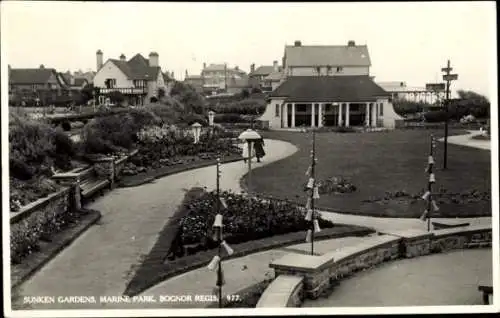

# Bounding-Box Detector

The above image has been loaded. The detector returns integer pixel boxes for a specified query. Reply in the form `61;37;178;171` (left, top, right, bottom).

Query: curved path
12;131;491;310
12;139;298;310
303;248;492;307
438;130;491;150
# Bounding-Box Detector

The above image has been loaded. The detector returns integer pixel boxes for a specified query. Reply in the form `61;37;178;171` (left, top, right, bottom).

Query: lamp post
238;129;262;194
441;60;458;170
191;122;202;144
208;110;216;127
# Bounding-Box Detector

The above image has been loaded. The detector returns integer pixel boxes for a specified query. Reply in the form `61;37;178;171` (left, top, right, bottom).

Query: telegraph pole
441;60;458;170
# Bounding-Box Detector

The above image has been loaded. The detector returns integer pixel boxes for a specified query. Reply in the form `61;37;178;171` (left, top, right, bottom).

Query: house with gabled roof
249;61;282;92
200;63;249;95
8;64;70;106
261;40;403;129
93;50;173;105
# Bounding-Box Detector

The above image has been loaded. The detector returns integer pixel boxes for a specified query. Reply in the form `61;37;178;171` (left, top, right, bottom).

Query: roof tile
270;76;389;102
285;45;371;67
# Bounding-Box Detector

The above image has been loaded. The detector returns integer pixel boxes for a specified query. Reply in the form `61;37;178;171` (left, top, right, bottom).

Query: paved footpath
438;130;491;150
12;133;492;310
12;139;298;309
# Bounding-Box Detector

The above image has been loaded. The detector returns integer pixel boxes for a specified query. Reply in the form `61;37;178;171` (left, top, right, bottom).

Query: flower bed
10;187;78;264
124;124;241;175
168;190;335;259
124;187;372;297
304;176;357;195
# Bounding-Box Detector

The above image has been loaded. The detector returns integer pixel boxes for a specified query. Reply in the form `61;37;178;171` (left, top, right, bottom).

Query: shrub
144;103;181;124
81;109;161;154
211;98;267;115
177;190;334;247
424;110;448;123
61;120;71;131
107;90;125;104
9;115;76;178
214;113;250;123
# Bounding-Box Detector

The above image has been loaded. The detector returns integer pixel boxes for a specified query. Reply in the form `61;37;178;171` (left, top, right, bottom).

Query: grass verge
246;129;491;218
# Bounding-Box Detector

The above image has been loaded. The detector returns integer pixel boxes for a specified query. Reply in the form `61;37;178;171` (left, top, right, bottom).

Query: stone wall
10;187;73;261
259;225;492;307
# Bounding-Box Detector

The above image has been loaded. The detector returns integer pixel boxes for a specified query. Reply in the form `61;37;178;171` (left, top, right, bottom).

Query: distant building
376;81;444;104
200;63;249;95
8;64;70;106
93;50;173;105
248;61;281;92
261;40;403;129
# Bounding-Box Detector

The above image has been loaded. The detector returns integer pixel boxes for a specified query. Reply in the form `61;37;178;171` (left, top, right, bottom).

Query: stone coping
432;224;491;237
321;235;401;263
52;166;93;179
10;187;71;224
270;253;335;273
379;228;433;240
258;224;492;307
256;275;303;308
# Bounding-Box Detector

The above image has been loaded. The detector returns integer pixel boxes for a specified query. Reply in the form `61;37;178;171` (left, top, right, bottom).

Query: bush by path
246;129;491;218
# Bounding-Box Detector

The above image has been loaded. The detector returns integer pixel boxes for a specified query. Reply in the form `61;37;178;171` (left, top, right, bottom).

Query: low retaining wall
257;225;492;307
256;275;303;307
10;150;137;263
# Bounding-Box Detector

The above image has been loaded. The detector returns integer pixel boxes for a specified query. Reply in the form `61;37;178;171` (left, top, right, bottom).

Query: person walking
254;137;266;163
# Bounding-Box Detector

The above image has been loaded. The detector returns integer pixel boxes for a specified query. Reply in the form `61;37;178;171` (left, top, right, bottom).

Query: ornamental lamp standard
208;110;216;127
238;129;262;194
191;122;202;144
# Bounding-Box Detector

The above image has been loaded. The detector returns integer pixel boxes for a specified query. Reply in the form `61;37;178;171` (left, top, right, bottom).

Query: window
379;103;384;116
134;80;145;88
275;104;280;117
336;66;343;72
105;78;116;89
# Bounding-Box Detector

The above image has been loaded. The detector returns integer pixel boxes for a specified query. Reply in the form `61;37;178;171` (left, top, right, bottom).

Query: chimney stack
185;70;188;78
149;52;159;67
39;64;45;69
96;49;103;71
120;54;126;61
347;40;355;47
250;63;255;73
203;62;206;69
273;60;278;71
294;40;302;47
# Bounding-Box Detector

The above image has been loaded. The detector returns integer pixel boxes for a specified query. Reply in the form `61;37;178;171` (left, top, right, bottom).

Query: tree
455;90;490;119
107;90;125;105
81;84;96;104
158;88;166;100
170;81;206;114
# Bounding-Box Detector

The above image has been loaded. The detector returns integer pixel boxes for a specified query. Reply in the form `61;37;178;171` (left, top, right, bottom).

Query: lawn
247;129;491;218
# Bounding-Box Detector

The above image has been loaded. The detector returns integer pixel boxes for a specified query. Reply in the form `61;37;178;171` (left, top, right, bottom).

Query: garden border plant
123;187;374;297
119;154;244;188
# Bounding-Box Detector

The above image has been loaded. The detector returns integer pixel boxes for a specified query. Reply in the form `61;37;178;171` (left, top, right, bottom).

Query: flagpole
311;129;316;255
427;136;434;232
216;158;222;308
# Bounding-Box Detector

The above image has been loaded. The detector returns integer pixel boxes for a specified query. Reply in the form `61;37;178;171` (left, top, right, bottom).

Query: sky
1;1;496;98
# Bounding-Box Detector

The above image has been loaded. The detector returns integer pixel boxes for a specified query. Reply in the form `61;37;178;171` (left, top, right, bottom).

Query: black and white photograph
1;1;498;316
